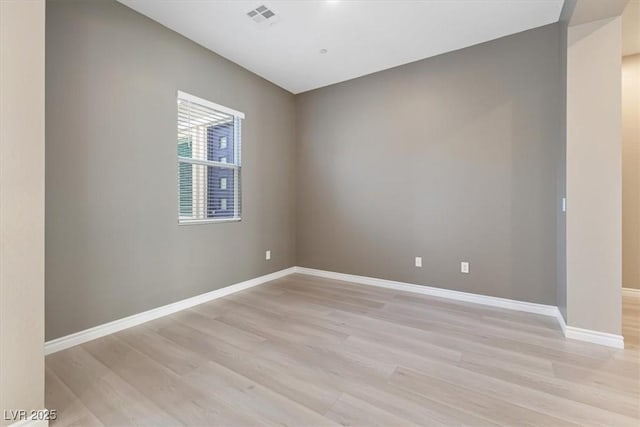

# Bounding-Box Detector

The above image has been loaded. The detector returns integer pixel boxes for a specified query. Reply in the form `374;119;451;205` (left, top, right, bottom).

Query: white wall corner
554;307;567;335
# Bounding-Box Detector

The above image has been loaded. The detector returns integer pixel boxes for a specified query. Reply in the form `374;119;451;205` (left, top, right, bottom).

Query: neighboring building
207;122;235;218
178;138;193;217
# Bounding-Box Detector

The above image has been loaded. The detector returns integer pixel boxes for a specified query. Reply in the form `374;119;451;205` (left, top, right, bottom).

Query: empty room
1;0;639;425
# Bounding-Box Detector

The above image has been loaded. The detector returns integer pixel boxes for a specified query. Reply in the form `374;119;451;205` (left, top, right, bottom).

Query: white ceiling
118;0;564;94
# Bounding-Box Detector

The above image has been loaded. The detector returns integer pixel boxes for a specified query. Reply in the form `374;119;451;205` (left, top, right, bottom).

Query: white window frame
177;90;244;225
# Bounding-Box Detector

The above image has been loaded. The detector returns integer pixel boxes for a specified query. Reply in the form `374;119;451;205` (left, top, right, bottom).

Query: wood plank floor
46;274;640;426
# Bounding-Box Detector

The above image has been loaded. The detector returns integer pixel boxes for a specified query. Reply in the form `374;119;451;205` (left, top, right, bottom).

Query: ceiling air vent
247;5;277;23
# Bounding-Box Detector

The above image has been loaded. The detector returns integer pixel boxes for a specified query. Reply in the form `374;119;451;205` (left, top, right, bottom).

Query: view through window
177;91;243;223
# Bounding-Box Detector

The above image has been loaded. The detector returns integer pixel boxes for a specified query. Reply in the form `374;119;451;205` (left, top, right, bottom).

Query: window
177;91;243;223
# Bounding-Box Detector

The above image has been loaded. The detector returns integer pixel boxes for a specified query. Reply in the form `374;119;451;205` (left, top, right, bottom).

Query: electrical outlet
415;257;422;268
265;250;271;260
461;261;470;274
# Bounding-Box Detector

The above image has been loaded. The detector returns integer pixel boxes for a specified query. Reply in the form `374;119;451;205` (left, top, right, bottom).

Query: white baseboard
622;287;640;298
44;267;297;355
554;307;567;335
564;326;624;349
44;265;626;353
294;267;625;349
293;267;559;317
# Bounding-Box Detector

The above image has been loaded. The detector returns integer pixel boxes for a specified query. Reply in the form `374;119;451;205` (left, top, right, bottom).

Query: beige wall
623;54;640;289
0;0;46;425
566;17;622;334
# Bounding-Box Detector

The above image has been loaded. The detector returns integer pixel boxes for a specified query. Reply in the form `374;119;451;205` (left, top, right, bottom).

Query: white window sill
178;218;241;225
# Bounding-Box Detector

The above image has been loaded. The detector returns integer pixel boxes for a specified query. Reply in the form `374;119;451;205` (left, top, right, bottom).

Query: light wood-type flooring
46;274;640;426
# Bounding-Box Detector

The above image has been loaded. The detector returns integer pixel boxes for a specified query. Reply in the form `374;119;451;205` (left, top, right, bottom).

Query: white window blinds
177;91;244;224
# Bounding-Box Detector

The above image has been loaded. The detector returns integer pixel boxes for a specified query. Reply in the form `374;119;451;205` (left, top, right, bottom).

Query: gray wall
47;0;568;340
46;0;296;340
556;0;574;321
296;23;564;305
622;54;640;290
